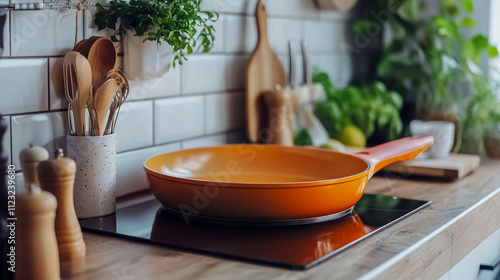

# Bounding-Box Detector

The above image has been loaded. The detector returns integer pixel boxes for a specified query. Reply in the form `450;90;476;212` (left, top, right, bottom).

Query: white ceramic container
410;120;455;159
66;134;116;218
123;31;173;80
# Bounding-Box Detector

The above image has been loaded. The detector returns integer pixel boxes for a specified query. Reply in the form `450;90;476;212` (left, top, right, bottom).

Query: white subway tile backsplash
224;15;256;53
226;55;248;91
11;112;68;168
0;58;48;114
210;14;225;53
115;100;153;153
181;55;228;94
116;142;181;197
49;57;66;110
205;92;245;134
154;96;204;144
201;0;258;14
318;9;353;20
182;134;226;149
11;10;83;56
1;11;9;57
128;66;181;100
1;116;10;165
304;20;346;52
263;0;319;18
268;18;302;54
311;53;352;87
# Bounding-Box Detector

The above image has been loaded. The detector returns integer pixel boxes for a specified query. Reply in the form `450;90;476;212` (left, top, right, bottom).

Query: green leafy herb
294;128;313;146
313;72;403;142
94;0;218;66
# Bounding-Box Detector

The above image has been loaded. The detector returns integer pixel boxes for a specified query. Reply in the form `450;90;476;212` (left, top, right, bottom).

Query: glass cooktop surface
79;194;430;270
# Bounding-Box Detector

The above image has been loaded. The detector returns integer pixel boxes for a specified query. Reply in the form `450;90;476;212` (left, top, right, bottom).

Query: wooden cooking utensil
63;51;92;136
91;79;117;136
246;0;287;143
74;36;117;93
88;37;117;93
73;38;88;52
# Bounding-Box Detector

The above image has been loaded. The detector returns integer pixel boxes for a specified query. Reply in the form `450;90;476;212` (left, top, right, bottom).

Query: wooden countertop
69;160;500;280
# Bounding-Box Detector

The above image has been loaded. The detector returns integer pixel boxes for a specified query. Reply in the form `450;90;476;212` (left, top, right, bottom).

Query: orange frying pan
144;136;433;223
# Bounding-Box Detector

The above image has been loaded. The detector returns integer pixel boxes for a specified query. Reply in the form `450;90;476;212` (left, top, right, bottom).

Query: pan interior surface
145;145;369;184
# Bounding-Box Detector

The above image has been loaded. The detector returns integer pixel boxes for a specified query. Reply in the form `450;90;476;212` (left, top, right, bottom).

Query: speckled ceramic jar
66;134;116;219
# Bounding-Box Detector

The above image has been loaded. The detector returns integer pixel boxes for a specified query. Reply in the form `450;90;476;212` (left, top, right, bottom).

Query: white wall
0;0;353;196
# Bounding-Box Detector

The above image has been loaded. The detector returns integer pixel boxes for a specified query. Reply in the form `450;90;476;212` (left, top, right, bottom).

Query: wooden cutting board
382;154;481;180
246;0;287;143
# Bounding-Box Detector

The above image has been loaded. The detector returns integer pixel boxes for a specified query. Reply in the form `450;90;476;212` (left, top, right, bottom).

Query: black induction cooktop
79;194;430;270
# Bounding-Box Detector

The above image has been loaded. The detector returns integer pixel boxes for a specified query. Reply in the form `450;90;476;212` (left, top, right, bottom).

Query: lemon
320;139;347;152
339;125;366;148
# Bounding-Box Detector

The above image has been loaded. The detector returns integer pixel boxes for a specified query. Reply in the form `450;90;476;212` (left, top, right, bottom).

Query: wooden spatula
91;79;117;136
246;0;287;143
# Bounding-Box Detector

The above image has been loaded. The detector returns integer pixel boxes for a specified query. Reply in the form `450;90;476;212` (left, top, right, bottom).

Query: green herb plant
354;0;499;154
313;72;404;142
94;0;218;66
376;0;498;114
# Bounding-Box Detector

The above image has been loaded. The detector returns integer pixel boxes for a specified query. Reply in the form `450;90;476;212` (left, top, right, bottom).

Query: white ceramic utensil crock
67;134;116;218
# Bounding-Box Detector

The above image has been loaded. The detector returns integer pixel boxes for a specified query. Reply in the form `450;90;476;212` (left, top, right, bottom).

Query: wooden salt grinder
263;85;294;146
19;144;49;190
38;149;86;276
16;186;60;280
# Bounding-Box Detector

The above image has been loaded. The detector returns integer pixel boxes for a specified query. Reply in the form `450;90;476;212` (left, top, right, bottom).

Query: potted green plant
354;0;499;154
94;0;218;79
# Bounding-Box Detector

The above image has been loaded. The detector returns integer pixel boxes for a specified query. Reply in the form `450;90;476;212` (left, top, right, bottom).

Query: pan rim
143;144;371;188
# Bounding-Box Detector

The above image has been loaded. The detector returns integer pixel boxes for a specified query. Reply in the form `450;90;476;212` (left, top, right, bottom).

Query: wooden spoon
246;0;287;143
88;37;117;93
74;36;117;94
63;51;92;136
92;79;117;136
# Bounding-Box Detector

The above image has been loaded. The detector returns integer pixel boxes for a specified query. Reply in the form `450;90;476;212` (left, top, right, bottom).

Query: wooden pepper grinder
263;85;294;146
19;144;49;191
16;186;60;280
38;149;86;277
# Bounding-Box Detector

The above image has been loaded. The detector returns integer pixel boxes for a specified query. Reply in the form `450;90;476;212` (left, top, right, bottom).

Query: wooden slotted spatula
91;79;117;136
246;0;287;143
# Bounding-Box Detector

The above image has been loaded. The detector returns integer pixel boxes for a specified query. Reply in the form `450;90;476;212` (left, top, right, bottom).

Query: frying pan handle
355;135;434;178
